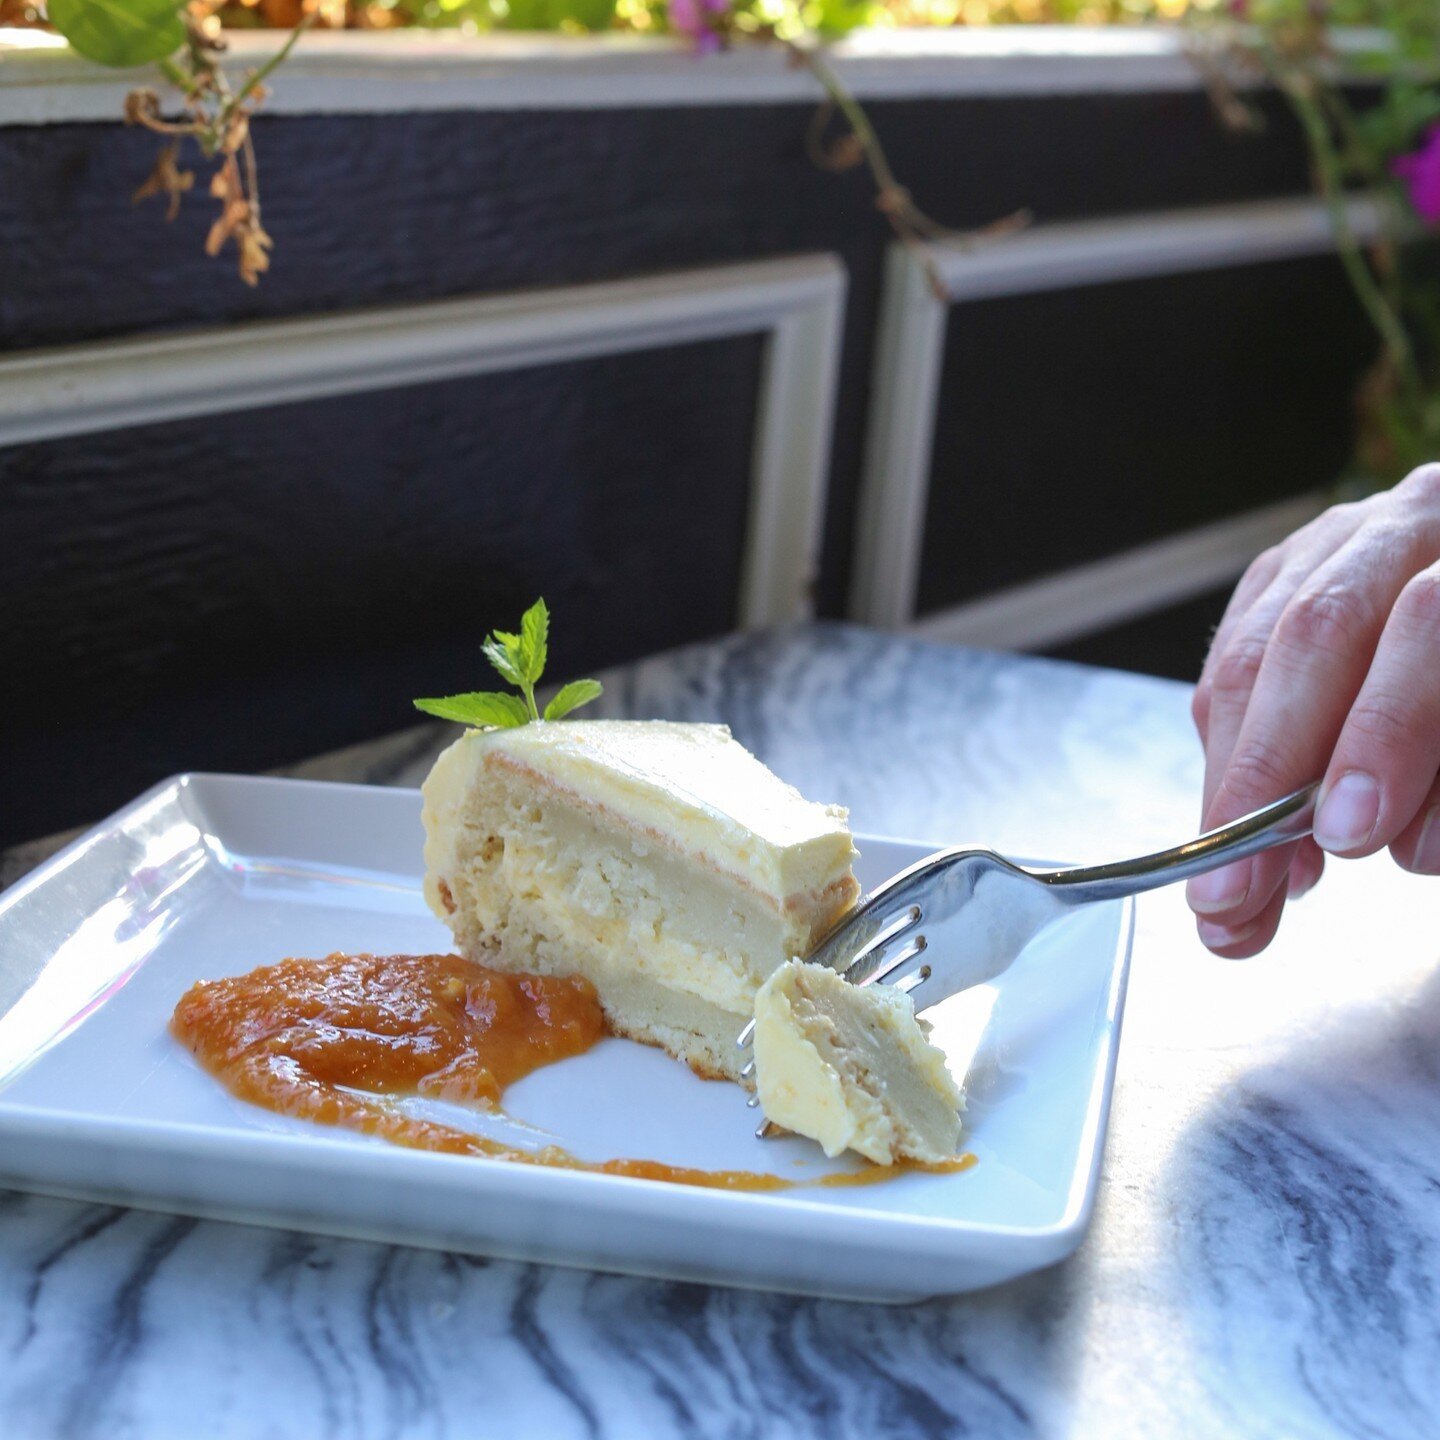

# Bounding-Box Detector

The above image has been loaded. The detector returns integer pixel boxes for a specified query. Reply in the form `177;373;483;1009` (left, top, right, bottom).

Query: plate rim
0;770;1135;1259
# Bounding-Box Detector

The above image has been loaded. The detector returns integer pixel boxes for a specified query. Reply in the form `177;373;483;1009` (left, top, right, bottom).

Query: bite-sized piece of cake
422;721;859;1082
752;960;964;1165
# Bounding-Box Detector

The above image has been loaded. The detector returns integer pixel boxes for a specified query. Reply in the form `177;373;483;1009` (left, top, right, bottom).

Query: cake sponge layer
752;961;964;1165
421;721;860;1082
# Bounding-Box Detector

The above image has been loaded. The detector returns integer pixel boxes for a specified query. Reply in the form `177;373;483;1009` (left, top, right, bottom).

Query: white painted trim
0;253;846;628
850;195;1383;631
906;195;1382;305
908;491;1328;652
849;241;952;636
0;26;1248;126
743;288;845;625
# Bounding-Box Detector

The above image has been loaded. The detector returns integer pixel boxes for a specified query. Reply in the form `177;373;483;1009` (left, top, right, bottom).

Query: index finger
1194;506;1363;819
1191;526;1422;928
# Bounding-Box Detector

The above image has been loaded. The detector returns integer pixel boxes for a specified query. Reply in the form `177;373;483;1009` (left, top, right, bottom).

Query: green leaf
482;636;525;688
414;692;530;729
804;0;875;40
497;0;617;32
48;0;187;68
544;678;603;721
420;598;592;730
520;597;549;684
491;628;526;672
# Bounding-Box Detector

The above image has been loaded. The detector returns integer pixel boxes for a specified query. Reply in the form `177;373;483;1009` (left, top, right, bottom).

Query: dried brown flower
221;110;251;155
237;223;274;285
123;89;165;129
204;154;272;284
132;143;196;221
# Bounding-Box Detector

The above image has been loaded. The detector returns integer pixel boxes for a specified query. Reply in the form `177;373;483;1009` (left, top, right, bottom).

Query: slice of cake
421;720;860;1082
752;960;964;1165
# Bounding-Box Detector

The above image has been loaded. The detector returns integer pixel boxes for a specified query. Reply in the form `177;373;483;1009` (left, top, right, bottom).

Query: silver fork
737;782;1318;1118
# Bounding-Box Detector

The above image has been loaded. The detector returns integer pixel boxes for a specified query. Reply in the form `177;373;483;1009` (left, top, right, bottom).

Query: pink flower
670;0;729;54
1392;124;1440;226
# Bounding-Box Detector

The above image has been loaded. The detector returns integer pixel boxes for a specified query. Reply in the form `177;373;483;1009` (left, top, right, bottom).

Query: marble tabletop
2;623;1437;1439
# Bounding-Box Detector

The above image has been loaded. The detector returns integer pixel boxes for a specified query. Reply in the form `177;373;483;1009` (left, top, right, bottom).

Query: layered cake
421;721;860;1082
752;959;964;1164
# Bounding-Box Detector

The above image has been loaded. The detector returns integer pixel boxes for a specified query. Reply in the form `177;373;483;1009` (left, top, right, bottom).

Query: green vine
1195;2;1440;485
28;0;1015;289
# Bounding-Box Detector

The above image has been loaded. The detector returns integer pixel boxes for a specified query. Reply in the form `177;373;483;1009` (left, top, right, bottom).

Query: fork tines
735;901;929;1058
735;897;932;1120
737;896;932;1129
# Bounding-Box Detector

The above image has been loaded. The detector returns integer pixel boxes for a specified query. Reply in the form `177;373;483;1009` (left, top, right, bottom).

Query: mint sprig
544;679;604;720
413;598;602;731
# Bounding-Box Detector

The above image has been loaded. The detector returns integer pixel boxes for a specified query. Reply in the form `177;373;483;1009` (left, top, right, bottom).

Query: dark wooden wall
916;254;1373;613
0;87;1382;843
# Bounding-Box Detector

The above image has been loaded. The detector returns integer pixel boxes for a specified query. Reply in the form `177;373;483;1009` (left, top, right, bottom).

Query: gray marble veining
2;623;1437;1439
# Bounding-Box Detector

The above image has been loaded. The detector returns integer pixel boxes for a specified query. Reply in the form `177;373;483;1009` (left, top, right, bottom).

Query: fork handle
1029;783;1319;904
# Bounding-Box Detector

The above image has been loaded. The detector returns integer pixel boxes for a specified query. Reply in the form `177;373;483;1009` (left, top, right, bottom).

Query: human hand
1188;463;1440;956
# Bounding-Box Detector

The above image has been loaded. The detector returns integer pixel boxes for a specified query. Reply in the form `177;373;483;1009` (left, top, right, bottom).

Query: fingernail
1314;772;1380;853
1288;866;1319;900
1187;861;1251;914
1414;807;1440;874
1198;915;1262;952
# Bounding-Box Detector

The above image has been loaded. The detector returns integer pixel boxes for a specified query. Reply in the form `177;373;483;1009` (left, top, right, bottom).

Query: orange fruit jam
171;952;973;1191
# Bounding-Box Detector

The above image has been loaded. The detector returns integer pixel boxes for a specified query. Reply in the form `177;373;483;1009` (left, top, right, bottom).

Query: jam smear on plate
171;952;972;1190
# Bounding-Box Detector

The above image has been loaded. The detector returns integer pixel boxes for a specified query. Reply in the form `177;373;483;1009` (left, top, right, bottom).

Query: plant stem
159;56;191;93
231;12;317;113
787;39;949;297
1282;71;1423;406
792;41;903;208
1315;81;1411;319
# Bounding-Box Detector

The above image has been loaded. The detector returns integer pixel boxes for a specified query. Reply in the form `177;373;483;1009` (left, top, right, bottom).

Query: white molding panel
909;491;1328;652
850;195;1382;633
0;27;1241;127
0;254;846;628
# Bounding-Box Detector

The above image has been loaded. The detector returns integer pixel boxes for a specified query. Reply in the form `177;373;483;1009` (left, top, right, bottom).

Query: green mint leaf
493;627;531;686
482;636;525;688
421;598;588;730
48;0;186;68
520;598;549;685
414;692;530;729
544;679;603;721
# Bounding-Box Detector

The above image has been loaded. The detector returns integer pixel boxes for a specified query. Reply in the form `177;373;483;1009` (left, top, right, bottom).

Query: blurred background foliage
1;0;1223;40
210;0;1211;38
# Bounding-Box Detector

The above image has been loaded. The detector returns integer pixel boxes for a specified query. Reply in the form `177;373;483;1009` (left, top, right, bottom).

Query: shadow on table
1162;961;1440;1440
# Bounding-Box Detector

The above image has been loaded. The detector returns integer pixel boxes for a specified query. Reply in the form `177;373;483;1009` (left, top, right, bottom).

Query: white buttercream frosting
424;720;857;899
753;960;964;1165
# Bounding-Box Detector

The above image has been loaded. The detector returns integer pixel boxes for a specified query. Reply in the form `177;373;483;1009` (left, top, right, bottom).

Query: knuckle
1355;514;1403;549
1244;544;1285;585
1305;499;1360;538
1342;698;1414;759
1220;745;1295;807
1395;566;1440;630
1191;682;1211;730
1274;584;1373;661
1209;633;1269;700
1399;462;1440;509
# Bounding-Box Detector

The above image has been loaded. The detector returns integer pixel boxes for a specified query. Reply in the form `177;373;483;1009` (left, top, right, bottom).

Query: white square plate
0;774;1132;1302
